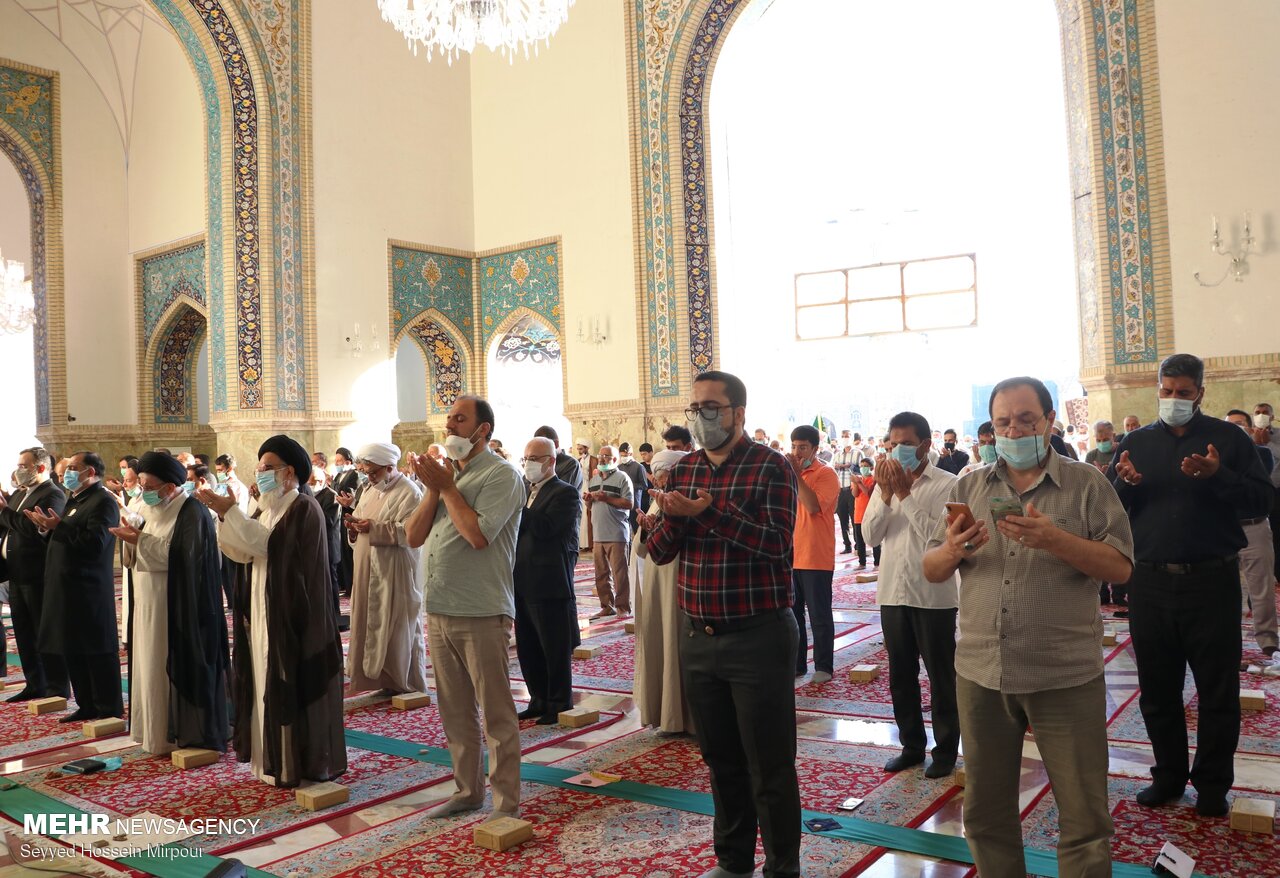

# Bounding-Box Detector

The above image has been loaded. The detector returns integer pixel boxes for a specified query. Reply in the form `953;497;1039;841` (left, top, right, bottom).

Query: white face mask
1158;397;1196;428
444;427;481;461
1255;412;1273;429
523;460;549;483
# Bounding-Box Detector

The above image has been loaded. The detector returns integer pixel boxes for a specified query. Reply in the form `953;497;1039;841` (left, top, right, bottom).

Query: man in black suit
309;453;344;625
25;451;122;721
513;436;582;724
534;426;582;491
332;447;360;596
0;447;68;700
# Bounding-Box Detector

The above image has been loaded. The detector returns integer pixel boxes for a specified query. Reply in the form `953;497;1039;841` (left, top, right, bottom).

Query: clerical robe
129;493;229;753
219;489;345;786
347;473;426;694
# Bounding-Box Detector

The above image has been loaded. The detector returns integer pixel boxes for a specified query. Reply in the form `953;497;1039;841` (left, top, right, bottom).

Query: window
794;253;977;340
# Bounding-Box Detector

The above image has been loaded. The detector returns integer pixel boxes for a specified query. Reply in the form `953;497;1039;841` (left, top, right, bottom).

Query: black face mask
944;442;956;451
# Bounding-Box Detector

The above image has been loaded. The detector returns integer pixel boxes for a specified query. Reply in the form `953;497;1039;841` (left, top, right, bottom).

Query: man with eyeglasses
512;436;581;723
200;435;346;787
645;370;801;878
1110;354;1272;818
24;451;123;723
0;447;67;702
923;376;1134;877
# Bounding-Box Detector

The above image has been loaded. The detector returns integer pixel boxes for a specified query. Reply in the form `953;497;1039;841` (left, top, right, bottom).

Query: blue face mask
978;444;998;464
995;433;1046;470
891;443;920;469
1158;397;1196;427
1097;440;1114;454
62;469;81;491
142;489;164;507
256;470;279;495
182;482;195;495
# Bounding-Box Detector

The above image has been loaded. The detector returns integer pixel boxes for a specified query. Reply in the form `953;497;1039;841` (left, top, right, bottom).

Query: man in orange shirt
788;425;841;683
852;456;881;569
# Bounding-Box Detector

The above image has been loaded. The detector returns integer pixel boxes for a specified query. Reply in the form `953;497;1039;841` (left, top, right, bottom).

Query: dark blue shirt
1107;410;1273;562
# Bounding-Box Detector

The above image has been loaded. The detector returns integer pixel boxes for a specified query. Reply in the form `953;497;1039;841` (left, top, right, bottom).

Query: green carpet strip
344;728;1204;878
0;783;274;878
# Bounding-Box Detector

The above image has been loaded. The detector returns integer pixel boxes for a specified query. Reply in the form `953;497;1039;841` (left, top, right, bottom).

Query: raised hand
1113;451;1142;486
995;501;1059;551
108;522;140;545
1181;443;1220;480
196;487;236;516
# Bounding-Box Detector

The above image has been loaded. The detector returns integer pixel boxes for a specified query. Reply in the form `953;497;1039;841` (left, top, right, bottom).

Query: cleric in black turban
257;434;312;485
134;451;187;487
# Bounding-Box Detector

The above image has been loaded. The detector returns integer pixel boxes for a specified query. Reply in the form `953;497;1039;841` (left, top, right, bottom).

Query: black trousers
220;555;244;612
835;488;854;550
880;605;960;761
1128;562;1241;797
514;591;576;715
792;569;834;674
338;537;354;595
10;581;68;697
853;522;881;567
681;609;801;878
64;652;123;718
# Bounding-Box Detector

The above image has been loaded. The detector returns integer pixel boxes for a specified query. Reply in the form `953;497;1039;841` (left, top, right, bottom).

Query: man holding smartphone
923;376;1134;878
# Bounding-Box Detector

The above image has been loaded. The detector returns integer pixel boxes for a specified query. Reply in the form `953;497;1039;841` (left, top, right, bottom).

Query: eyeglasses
991;416;1045;437
520;455;552;464
255;463;288;473
685;403;735;422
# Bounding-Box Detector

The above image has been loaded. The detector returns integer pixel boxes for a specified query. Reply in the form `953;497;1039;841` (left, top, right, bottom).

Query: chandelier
0;247;35;336
377;0;574;63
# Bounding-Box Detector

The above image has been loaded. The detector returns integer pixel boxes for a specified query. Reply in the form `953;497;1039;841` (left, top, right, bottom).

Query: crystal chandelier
0;247;35;336
377;0;574;63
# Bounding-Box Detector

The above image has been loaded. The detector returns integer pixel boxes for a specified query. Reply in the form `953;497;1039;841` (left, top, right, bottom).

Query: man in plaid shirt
645;370;801;878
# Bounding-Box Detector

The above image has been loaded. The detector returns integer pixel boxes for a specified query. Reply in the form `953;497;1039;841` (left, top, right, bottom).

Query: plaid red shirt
646;434;797;622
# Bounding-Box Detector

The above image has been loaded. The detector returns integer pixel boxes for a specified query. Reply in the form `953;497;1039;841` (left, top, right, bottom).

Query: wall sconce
577;316;609;346
345;323;382;358
1194;211;1256;287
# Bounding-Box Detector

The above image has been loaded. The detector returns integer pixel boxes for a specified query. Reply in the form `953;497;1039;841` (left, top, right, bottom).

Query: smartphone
944;502;975;529
837;797;864;811
989;496;1024;522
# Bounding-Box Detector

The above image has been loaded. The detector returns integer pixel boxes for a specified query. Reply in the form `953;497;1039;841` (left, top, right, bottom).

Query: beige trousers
957;674;1112;878
426;613;521;814
593;541;631;613
1241;520;1278;651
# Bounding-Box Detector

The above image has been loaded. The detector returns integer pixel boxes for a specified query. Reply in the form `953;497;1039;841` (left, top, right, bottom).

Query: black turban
258;434;311;485
135;451;187;486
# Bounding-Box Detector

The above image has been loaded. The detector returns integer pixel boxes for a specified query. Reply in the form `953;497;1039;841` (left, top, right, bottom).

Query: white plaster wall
312;0;476;422
470;0;636;405
1156;0;1280;358
128;14;204;253
0;3;132;425
0;157;29;265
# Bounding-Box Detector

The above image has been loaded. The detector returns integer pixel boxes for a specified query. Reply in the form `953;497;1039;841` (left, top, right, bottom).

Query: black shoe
5;689;39;703
924;758;956;779
1135;783;1184;807
517;706;545;721
1195;793;1229;817
884;751;926;773
58;709;96;724
535;714;559;725
841;547;852;554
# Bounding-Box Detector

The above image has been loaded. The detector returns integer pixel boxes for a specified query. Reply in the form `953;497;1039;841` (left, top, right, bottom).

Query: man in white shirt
863;411;960;778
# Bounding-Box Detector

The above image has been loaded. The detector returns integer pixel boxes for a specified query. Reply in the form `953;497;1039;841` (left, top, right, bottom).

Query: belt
686;607;790;636
1241;516;1269;526
1137;555;1238;575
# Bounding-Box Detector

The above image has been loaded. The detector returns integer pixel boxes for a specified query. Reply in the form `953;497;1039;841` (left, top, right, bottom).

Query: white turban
358;442;401;467
650;449;687;473
575;437;590;449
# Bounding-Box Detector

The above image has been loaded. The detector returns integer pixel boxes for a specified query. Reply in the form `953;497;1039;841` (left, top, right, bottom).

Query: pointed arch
393;310;472;416
0;62;60;428
144;300;209;425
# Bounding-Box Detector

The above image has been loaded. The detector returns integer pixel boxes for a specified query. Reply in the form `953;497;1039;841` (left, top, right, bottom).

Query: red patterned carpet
1020;773;1280;878
0;694;129;763
794;636;920;720
1106;646;1280;758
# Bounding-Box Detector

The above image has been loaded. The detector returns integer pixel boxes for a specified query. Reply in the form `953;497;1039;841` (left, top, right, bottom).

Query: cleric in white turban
345;441;427;694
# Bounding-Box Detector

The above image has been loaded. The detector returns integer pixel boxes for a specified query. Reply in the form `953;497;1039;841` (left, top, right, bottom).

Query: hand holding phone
945;502;975;530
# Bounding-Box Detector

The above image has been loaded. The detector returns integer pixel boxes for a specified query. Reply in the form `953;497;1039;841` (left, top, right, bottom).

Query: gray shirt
422;449;525;618
588;469;633;543
927;450;1134;694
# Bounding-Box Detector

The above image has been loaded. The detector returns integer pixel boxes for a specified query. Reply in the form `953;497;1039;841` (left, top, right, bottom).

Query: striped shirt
647;434;796;622
927;450;1134;694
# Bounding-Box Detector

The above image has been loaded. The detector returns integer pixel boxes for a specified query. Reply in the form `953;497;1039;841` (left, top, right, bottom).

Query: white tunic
347;474;426;693
217;488;299;784
130;492;186;754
